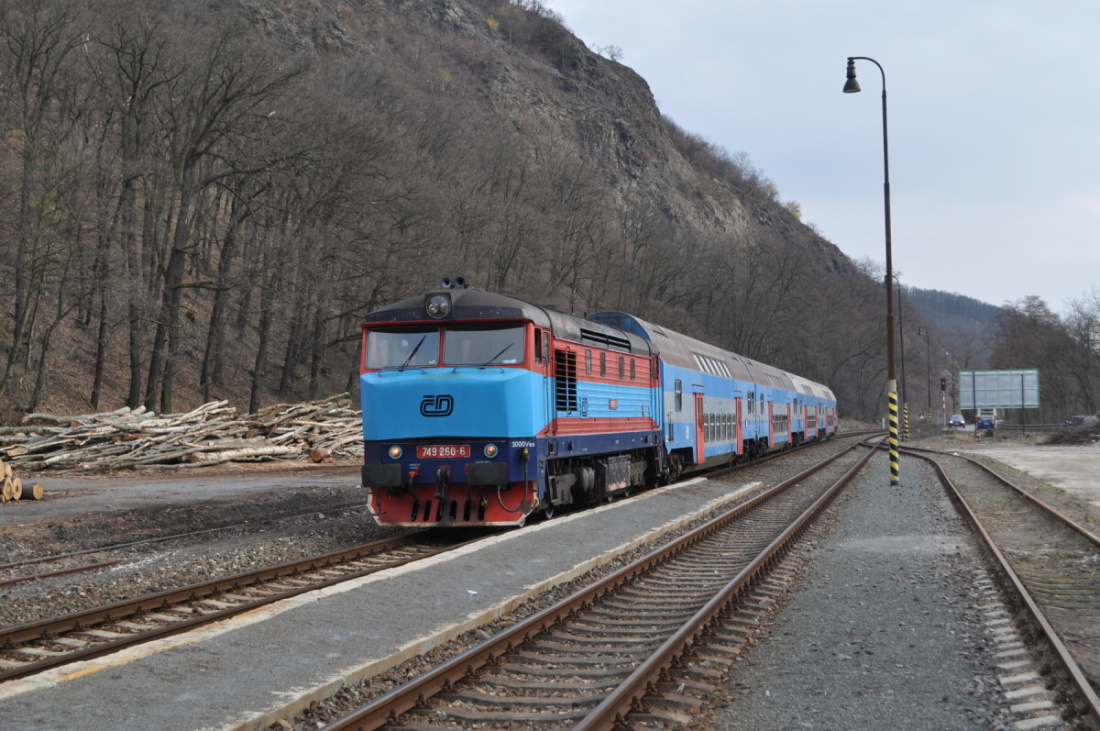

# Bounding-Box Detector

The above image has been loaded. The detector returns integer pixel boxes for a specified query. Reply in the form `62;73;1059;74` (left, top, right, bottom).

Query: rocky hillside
0;0;886;423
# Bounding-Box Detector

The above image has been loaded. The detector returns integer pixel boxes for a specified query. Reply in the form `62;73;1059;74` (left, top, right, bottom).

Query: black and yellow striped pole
845;56;899;486
888;380;899;481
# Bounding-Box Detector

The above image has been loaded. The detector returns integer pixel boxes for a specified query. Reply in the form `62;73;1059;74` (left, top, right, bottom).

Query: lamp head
843;58;861;93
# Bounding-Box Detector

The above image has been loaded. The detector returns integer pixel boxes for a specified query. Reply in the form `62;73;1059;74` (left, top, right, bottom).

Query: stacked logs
0;395;364;474
1;457;44;503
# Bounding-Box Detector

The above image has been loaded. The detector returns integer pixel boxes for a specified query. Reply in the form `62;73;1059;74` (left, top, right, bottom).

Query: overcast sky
544;0;1099;315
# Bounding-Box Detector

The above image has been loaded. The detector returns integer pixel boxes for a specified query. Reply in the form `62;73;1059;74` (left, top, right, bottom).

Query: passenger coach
589;312;838;478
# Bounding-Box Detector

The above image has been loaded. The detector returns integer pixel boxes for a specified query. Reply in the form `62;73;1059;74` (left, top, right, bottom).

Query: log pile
1;458;44;503
0;395;364;474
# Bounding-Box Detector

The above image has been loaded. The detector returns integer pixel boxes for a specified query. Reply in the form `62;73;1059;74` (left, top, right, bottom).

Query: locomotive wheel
542;502;555;519
667;454;683;482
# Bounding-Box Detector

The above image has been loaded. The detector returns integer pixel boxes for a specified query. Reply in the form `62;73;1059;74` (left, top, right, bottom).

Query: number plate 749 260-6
416;445;470;459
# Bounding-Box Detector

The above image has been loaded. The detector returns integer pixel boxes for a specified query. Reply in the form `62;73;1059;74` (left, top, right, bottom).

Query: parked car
975;416;995;430
948;414;965;427
1064;414;1099;427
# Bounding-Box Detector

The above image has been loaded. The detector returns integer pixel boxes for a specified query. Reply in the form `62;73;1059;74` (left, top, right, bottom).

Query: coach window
585;349;592;375
675;379;683;411
534;328;543;363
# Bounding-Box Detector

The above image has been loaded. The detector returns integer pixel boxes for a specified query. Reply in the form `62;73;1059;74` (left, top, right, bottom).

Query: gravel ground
712;453;1044;730
0;484;407;628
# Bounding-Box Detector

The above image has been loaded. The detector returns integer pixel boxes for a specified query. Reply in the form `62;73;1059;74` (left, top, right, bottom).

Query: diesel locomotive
359;280;837;527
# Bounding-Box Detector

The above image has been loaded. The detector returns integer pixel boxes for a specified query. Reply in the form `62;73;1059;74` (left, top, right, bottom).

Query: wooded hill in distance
3;0;1092;425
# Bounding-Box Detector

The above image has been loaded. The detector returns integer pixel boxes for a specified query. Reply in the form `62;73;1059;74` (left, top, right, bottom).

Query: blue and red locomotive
359;280;837;527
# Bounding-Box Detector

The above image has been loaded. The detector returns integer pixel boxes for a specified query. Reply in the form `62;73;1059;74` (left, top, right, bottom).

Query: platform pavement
0;477;760;731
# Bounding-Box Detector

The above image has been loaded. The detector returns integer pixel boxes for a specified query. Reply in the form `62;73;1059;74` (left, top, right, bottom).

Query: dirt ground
0;458;362;527
907;426;1100;532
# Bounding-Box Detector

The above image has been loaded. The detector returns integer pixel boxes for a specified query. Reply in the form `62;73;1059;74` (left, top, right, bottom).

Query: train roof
362;288;653;356
362;287;554;327
589;311;835;401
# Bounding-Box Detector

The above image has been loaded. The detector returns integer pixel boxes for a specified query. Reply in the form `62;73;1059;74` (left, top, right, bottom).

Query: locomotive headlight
388;445;403;459
484;443;499;458
425;294;451;319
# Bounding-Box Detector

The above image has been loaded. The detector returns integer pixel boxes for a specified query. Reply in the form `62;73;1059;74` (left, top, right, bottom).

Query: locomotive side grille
555;349;577;413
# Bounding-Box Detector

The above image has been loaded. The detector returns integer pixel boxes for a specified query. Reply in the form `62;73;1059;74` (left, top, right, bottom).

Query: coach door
536;328;555;434
736;398;744;455
694;393;706;464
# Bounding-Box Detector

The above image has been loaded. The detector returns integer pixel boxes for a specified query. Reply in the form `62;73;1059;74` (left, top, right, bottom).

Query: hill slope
0;0;935;422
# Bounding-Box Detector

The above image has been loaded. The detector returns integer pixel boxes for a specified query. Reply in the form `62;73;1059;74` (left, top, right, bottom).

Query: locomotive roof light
439;277;469;290
426;294;451;319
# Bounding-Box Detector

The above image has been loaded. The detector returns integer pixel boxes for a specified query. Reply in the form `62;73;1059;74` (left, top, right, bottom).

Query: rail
903;446;1100;728
318;439;880;730
0;532;479;683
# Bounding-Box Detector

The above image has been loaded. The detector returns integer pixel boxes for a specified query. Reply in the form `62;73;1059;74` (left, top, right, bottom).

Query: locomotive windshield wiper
480;343;513;366
400;336;427;368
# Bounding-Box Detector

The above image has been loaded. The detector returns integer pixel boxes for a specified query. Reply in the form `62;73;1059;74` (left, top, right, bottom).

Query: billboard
958;369;1040;409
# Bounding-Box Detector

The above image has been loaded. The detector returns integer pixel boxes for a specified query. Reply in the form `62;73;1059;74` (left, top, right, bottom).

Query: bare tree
144;20;304;412
0;1;83;400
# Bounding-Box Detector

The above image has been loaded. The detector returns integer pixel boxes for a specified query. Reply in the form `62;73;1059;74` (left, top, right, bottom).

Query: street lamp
844;56;899;485
917;326;931;420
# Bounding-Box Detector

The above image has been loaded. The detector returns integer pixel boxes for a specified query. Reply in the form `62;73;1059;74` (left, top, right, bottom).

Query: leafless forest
0;0;1095;425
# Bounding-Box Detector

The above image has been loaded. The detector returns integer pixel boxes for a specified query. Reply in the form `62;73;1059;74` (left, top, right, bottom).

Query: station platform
0;477;755;730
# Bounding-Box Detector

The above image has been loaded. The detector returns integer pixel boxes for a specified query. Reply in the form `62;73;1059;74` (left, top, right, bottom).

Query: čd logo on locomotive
420;394;454;417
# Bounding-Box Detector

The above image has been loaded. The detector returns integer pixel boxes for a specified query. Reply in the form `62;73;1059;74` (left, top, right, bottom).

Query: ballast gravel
712;455;1032;730
0;484;400;628
2;435;1081;730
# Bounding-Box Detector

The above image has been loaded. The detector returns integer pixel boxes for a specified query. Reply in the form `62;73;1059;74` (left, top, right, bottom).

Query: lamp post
844;56;899;485
917;326;931;420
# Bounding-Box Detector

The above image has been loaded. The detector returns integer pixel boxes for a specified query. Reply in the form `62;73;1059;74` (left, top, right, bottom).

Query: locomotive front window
443;325;525;365
366;327;440;369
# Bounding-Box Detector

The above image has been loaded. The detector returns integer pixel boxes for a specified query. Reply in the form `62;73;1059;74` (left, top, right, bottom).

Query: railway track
0;531;482;683
0;431;871;688
903;445;1100;725
315;439;880;730
0;500;370;575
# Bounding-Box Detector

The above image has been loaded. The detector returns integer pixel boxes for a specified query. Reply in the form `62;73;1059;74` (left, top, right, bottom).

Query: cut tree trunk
20;482;44;500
